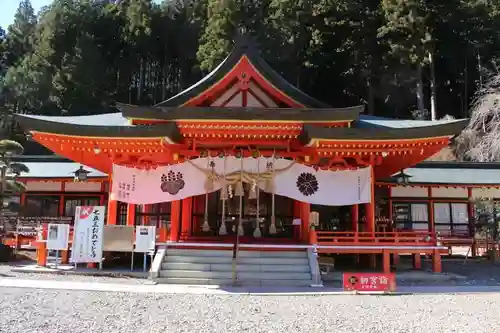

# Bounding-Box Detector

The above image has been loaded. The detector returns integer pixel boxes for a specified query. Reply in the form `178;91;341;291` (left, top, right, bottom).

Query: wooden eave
117;103;362;122
299;120;469;145
16;114;184;143
155;34;329;108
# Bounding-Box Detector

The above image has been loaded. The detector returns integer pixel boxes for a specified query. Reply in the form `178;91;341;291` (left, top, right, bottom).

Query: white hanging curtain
451;203;469;233
411;203;429;231
451;203;468;224
434;203;451;234
411;204;428;222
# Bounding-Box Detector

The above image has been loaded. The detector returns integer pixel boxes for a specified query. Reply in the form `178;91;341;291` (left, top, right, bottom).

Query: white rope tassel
219;154;228;236
238;154;244;237
253;157;262;238
202;157;211;232
269;155;277;235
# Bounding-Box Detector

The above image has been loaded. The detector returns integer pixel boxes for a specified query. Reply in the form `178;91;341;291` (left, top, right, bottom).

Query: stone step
166;249;233;257
161;262;310;272
155;277;314;286
237;251;308;258
160;270;233;279
165;249;307;258
155;277;234;285
237;257;309;265
159;270;311;280
165;255;233;264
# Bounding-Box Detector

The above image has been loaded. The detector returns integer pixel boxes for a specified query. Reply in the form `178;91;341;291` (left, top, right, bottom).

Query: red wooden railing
315;231;438;246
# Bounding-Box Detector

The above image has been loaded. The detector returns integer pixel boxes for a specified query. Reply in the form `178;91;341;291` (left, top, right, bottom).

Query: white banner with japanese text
110;158;371;206
70;206;105;263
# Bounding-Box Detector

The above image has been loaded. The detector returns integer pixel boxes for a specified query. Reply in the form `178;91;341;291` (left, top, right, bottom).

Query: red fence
315;231;438;246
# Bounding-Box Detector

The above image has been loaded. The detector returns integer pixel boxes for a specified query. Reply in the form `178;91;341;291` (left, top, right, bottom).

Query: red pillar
37;224;48;267
382;250;391;274
432;249;442;273
413;253;422;269
428;187;435;233
351;204;359;232
106;200;117;225
300;202;311;244
181;198;193;240
126;204;136;226
170;200;181;242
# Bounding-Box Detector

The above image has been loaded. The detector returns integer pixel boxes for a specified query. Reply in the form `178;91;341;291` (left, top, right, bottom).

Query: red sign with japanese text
343;273;396;292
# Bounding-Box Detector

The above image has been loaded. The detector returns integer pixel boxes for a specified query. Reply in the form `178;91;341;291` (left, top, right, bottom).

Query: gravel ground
0;263;150;285
1;287;499;333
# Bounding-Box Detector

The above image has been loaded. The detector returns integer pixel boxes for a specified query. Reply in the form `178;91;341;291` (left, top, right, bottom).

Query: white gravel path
0;263;149;284
1;287;499;333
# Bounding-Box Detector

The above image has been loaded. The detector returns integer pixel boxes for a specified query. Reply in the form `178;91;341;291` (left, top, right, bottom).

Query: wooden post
181;198;193;240
36;224;48;267
382;250;391;274
351;204;359;232
58;193;69;264
428;187;435;233
413;253;422;269
170;200;181;242
432;249;442;273
300;202;311;244
467;187;476;257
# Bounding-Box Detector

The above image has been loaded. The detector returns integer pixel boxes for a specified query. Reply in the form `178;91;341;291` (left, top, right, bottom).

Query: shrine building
9;35;485;284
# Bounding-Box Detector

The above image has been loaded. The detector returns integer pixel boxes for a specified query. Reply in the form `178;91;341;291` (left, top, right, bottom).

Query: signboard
103;225;134;252
0;216;73;236
135;226;156;253
343;273;396;292
70;206;105;263
47;223;70;251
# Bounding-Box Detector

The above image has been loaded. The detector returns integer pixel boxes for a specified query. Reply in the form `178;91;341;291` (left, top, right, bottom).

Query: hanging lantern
73;166;90;182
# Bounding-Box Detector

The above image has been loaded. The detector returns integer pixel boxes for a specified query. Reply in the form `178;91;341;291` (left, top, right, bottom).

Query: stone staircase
155;248;318;286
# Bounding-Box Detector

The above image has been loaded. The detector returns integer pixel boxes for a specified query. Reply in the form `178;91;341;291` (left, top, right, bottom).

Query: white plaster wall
246;92;265;107
471;187;500;199
65;181;102;192
211;85;240;106
391;186;428;197
224;92;243;107
431;187;468;198
248;81;278;107
26;181;62;192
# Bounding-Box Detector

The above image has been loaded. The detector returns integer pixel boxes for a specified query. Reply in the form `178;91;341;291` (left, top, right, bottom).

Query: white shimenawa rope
238;154;244;236
269;154;277;235
253;157;262;238
202;156;211;232
219;154;228;236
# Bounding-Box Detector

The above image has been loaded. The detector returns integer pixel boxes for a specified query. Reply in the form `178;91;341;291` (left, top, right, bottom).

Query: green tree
378;0;432;117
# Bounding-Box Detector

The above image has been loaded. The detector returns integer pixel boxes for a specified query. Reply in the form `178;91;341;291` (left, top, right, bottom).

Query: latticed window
135;202;171;228
116;201;128;225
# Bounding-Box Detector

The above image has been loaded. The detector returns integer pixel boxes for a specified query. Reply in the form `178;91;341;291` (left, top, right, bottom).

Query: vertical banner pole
143;252;147;272
131;250;134;271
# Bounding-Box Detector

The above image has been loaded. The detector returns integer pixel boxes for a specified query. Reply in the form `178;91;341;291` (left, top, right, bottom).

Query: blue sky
0;0;50;29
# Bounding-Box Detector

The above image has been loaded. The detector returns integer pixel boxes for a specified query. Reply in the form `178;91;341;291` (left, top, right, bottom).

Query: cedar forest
0;0;499;159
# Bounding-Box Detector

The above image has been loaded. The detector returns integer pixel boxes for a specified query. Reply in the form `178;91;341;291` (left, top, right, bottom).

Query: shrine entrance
190;190;297;243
